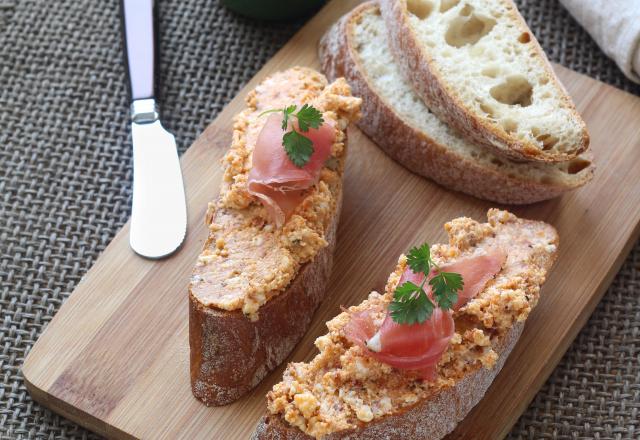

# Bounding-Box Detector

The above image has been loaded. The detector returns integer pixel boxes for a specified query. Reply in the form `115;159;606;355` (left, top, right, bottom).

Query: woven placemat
0;0;638;439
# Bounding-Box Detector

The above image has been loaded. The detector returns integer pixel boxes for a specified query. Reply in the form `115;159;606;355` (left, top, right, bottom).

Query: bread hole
445;12;496;47
479;101;496;118
440;0;460;12
535;133;559;150
539;77;549;85
490;158;504;167
518;32;531;43
481;66;500;78
567;158;591;174
501;118;518;133
406;0;434;19
542;137;559;150
490;75;533;107
460;3;473;16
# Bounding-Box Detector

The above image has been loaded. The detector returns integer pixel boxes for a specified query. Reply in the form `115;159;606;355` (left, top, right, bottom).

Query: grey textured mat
0;0;638;439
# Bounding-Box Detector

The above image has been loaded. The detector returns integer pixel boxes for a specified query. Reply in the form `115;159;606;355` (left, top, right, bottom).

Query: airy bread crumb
379;0;590;162
351;6;593;193
319;2;594;205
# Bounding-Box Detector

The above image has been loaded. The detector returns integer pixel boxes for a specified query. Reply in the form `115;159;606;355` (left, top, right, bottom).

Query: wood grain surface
22;0;640;438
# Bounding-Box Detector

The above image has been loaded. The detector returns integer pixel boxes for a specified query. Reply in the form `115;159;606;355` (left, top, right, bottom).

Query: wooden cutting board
22;1;640;438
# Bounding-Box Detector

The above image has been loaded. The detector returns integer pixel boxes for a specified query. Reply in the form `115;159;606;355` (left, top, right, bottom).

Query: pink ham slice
344;308;454;380
398;248;507;310
247;113;335;226
344;249;506;379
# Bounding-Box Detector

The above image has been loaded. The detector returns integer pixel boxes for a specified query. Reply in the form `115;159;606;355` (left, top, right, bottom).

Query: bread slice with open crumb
378;0;589;163
253;209;558;439
319;2;593;204
189;67;361;406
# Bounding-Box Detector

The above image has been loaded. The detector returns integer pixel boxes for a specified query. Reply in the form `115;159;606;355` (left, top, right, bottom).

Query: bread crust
378;0;589;163
318;2;593;205
252;321;524;440
189;194;342;406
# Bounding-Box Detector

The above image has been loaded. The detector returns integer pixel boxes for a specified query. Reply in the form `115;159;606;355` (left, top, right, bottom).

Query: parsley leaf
394;281;421;300
389;282;434;325
389;242;465;325
406;243;431;274
295;104;324;132
282;130;314;168
430;272;463;311
259;104;324;168
281;105;297;130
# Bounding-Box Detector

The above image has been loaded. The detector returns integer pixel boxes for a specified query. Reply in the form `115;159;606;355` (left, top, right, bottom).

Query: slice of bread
189;67;361;406
378;0;589;163
253;209;558;439
318;2;593;205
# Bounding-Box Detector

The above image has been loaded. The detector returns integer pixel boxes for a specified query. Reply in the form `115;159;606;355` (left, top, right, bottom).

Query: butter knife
122;0;187;258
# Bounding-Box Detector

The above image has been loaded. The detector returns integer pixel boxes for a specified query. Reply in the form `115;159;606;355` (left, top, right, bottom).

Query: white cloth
559;0;640;83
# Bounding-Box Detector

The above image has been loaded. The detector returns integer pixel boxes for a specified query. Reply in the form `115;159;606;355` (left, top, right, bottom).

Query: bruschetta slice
254;209;558;438
189;67;361;406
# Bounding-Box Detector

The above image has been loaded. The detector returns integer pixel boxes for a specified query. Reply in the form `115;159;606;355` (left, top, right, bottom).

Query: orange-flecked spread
190;67;361;319
266;210;558;438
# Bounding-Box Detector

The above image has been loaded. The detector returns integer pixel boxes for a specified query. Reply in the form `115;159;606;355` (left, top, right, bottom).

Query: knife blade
122;0;187;258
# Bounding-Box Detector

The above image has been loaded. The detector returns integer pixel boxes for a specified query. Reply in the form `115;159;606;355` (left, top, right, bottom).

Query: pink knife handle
122;0;155;100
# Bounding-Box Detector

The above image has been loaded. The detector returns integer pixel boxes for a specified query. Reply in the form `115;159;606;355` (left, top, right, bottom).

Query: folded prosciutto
345;307;455;380
344;249;506;379
248;113;335;226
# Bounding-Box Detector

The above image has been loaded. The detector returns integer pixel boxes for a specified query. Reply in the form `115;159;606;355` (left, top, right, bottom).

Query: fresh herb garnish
282;131;314;168
259;104;324;168
293;104;323;131
390;243;464;325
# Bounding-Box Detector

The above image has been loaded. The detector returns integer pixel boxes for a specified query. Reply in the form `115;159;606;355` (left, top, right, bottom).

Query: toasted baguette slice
254;209;558;439
378;0;589;163
189;67;361;406
318;2;593;205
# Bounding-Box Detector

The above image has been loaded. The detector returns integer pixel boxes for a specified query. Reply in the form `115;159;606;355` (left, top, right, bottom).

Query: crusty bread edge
252;321;524;440
189;191;342;406
318;2;593;205
378;0;590;163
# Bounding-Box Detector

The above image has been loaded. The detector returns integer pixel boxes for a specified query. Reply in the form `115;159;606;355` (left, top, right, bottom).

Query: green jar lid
222;0;326;21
